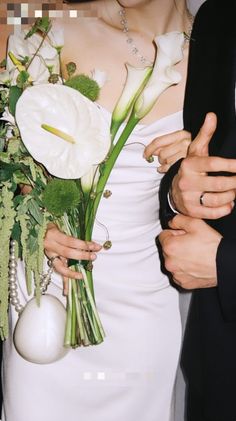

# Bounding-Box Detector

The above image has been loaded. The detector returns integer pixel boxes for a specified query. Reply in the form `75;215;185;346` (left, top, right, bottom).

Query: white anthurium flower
7;31;60;85
15;84;111;179
110;63;152;140
91;68;108;88
134;31;185;119
81;165;100;194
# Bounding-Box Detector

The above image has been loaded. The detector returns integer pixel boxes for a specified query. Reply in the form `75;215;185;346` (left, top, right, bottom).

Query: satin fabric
2;110;183;421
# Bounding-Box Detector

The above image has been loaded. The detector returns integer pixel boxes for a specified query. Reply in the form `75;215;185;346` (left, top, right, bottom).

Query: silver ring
47;255;61;268
199;192;205;206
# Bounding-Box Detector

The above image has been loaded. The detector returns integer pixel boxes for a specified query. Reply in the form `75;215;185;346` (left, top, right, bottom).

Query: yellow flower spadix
41;124;76;144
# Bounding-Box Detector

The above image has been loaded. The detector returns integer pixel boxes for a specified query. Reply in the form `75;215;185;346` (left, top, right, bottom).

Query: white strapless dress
2;110;183;421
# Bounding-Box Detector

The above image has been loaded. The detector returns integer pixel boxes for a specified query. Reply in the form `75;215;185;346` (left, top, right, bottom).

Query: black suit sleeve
159;158;183;229
217;238;236;322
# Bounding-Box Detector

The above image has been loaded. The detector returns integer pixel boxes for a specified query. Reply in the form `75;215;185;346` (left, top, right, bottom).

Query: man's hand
171;113;236;219
159;214;222;289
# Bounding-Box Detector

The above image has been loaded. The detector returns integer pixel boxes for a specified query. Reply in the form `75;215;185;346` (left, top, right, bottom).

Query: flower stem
85;113;139;241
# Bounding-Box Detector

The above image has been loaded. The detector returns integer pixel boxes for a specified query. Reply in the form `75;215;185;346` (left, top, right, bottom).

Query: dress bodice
93;107;184;290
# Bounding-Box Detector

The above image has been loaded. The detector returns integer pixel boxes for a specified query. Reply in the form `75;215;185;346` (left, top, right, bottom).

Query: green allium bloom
65;74;100;102
42;179;81;217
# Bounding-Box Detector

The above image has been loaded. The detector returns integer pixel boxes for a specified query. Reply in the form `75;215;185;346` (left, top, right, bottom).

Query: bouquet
0;16;185;364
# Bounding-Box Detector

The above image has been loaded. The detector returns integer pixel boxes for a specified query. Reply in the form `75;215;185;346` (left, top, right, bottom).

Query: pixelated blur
0;1;98;26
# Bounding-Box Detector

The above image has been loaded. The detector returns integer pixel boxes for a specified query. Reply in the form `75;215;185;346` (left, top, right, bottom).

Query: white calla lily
15;84;111;179
91;68;108;88
134;31;185;119
110;63;152;140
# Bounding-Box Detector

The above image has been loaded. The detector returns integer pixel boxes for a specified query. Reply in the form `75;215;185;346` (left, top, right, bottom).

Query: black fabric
159;0;236;420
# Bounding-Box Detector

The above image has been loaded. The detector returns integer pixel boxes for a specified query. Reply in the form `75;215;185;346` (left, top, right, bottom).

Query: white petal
134;31;184;119
0;70;11;84
112;64;152;121
15;84;111;179
91;68;108;88
48;25;64;48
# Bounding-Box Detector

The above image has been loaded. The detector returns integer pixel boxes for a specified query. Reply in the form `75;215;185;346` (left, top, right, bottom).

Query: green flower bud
65;74;100;101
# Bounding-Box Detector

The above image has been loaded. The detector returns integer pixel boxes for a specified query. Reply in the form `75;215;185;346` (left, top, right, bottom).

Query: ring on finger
47;255;62;268
199;192;205;206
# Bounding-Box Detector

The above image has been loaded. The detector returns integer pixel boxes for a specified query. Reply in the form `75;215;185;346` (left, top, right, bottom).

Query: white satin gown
2;109;183;421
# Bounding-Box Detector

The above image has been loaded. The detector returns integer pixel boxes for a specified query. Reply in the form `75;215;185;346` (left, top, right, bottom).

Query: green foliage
66;62;77;78
42;179;81;217
9;86;22;116
0;124;7;152
0;88;9;113
65;74;100;102
25;17;52;39
0;161;23;182
16;70;31;89
0;183;16;339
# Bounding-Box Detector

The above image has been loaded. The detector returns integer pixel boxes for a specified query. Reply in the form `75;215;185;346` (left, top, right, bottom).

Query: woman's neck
101;0;191;40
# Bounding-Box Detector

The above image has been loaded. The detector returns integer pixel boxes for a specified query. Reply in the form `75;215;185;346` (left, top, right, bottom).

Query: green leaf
13;194;24;207
25;17;51;39
28;199;44;225
11;221;21;243
28;232;38;254
20;56;30;66
0;161;22;182
9;86;23;116
13;170;30;185
0;138;5;152
16;70;30;89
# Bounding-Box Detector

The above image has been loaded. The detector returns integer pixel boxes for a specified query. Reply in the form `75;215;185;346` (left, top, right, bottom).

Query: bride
1;1;204;420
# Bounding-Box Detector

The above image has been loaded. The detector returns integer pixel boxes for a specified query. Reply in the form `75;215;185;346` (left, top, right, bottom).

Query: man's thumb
188;112;217;157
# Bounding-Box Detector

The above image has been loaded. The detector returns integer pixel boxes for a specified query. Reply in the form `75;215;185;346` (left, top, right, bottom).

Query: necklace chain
119;8;153;66
119;8;194;67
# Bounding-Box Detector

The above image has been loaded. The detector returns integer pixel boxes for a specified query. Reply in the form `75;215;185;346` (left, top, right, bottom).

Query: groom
158;0;236;420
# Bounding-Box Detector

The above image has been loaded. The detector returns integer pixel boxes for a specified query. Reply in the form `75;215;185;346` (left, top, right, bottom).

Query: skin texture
171;113;236;219
158;112;236;289
159;214;222;288
1;0;192;288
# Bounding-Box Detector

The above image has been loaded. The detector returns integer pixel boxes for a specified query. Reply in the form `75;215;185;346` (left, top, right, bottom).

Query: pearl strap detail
9;240;54;314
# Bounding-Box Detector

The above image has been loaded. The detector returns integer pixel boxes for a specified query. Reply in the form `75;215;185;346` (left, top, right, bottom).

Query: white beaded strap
9;240;54;313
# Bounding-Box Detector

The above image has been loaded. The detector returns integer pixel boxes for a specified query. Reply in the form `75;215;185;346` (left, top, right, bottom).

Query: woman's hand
44;224;102;293
144;129;191;173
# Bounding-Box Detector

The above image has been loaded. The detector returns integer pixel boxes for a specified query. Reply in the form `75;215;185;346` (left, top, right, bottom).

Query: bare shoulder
0;25;14;61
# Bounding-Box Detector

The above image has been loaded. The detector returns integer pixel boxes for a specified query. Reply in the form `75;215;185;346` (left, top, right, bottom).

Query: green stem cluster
63;112;140;348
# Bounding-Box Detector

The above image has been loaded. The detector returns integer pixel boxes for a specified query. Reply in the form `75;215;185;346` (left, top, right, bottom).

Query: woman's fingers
45;226;102;251
53;257;83;280
44;226;102;261
44;224;103;281
158;138;191;165
144;129;191;159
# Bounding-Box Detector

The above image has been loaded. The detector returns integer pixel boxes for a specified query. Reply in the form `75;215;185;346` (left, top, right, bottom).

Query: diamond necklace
119;8;194;67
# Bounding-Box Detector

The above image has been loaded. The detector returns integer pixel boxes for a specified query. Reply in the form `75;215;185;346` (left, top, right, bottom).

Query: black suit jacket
159;1;236;420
